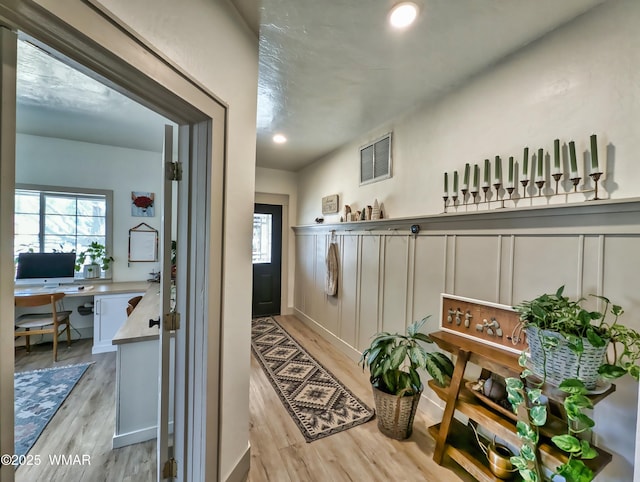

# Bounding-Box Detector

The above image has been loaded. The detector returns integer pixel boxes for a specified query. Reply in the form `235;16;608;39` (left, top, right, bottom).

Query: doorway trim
255;193;290;316
0;1;227;481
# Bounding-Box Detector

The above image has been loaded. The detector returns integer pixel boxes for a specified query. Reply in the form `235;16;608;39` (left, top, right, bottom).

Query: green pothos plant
506;354;598;482
506;287;640;482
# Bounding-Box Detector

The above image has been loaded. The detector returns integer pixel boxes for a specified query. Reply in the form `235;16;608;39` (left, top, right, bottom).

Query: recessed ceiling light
389;2;419;29
273;133;287;144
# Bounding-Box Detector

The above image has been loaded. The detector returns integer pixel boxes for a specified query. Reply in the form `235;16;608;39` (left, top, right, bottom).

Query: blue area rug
14;363;92;458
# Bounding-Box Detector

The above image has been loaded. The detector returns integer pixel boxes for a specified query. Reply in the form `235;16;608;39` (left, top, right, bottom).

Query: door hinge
162;457;178;478
164;311;181;331
166;161;183;181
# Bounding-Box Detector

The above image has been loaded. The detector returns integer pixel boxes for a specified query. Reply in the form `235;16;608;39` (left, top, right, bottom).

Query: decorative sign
322;194;339;214
439;293;526;354
128;222;158;262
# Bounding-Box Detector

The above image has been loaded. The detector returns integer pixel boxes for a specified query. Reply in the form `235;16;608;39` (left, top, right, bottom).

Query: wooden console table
428;330;614;481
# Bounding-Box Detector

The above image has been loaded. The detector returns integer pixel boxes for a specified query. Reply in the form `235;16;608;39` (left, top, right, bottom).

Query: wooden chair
15;292;72;362
126;295;143;316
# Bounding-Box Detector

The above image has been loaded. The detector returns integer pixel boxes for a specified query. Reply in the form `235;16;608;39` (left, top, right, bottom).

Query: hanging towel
325;242;339;296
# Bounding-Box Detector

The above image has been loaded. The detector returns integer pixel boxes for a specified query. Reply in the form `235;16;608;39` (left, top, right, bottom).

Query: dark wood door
252;204;282;317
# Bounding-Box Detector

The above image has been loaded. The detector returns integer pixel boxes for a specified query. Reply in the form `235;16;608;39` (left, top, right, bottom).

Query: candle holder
493;183;502;208
520;179;530;198
507;186;515;200
471;190;479;204
443;195;449;213
452;194;458;207
461;188;469;205
552;173;563;194
482;185;490;203
570;177;581;192
535;179;545;196
589;172;603;200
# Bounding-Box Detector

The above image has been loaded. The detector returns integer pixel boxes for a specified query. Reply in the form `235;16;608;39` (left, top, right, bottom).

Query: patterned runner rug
251;316;374;442
14;363;92;459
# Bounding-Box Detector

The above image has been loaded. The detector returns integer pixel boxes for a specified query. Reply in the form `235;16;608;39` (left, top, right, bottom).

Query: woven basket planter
526;326;608;390
372;385;422;440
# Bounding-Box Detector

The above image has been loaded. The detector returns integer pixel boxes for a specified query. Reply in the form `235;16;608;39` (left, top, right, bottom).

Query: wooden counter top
15;280;151;297
112;285;161;345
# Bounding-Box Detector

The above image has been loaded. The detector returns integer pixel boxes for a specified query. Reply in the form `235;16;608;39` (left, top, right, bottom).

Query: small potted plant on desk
505;286;640;482
75;242;114;279
359;316;454;440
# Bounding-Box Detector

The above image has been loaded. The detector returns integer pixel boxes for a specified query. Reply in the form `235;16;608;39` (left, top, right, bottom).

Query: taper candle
590;134;599;173
444;172;448;196
494;156;502;183
473;164;479;189
553;139;561;174
569;141;578;178
453;171;458;193
483;159;490;187
537;148;544;180
463;163;470;190
508;156;514;186
522;147;529;180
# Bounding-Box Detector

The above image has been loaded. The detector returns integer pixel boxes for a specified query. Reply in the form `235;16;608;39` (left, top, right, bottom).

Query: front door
252;204;282;317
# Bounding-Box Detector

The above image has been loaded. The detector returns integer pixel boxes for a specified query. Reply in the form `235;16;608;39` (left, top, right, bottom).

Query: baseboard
112;426;156;448
224;444;250;482
291;309;447;422
293;308;361;363
112;422;174;449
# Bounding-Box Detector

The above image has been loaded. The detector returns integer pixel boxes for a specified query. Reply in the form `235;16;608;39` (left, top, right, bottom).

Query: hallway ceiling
16;1;608;171
238;0;607;171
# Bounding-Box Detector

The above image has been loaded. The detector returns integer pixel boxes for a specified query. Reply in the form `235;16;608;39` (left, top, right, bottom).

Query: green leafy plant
75;241;114;272
359;316;454;396
506;286;639;482
507;355;597;482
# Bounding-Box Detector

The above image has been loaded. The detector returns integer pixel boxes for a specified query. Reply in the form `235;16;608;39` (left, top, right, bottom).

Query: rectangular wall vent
360;133;392;185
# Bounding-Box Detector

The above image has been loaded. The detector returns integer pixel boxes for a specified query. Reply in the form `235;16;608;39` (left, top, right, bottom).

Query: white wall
297;0;640;224
294;1;640;480
86;1;259;479
16;133;163;282
255;166;298;312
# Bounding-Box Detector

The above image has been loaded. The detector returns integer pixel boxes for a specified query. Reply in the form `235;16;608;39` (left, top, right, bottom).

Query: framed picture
131;191;155;217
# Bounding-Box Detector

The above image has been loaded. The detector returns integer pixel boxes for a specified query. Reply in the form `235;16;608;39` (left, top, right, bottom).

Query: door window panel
252;213;272;264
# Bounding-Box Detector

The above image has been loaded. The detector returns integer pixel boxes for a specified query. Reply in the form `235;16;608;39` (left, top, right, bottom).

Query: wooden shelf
427;331;613;480
428;420;522;482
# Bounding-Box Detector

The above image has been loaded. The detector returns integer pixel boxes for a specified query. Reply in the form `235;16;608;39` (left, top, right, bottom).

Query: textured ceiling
16;1;608;171
16;40;173;153
250;0;607;171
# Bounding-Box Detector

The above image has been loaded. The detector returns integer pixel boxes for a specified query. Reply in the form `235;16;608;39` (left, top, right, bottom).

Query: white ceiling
16;40;173;154
243;0;607;171
16;0;608;172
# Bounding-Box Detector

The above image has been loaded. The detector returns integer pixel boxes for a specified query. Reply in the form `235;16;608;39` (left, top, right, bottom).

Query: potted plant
75;241;114;279
505;286;640;482
359;316;454;440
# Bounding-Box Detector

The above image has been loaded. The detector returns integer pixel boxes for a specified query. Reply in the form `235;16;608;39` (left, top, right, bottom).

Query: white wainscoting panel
293;199;640;481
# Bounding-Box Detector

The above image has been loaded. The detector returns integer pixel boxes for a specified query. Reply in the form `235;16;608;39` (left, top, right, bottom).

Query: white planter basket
526;326;607;390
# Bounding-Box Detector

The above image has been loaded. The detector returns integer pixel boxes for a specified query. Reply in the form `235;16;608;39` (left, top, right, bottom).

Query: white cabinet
92;292;144;354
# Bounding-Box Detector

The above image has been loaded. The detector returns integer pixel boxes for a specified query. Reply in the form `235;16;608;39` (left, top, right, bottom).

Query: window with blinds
360;133;392;185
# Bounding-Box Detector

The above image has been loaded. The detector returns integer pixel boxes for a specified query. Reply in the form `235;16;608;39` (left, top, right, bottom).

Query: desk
111;285;172;448
15;281;151;354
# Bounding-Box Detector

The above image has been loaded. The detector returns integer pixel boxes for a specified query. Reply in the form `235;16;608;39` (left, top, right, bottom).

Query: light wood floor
248;315;471;482
14;339;155;482
14;315;471;481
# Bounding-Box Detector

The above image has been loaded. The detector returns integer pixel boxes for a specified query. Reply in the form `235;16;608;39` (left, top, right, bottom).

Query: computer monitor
15;252;77;287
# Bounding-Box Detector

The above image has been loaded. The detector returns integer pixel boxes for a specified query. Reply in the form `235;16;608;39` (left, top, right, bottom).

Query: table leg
433;349;470;464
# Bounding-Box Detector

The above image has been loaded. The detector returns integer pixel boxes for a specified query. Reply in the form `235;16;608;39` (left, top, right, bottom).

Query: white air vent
360;133;392;185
